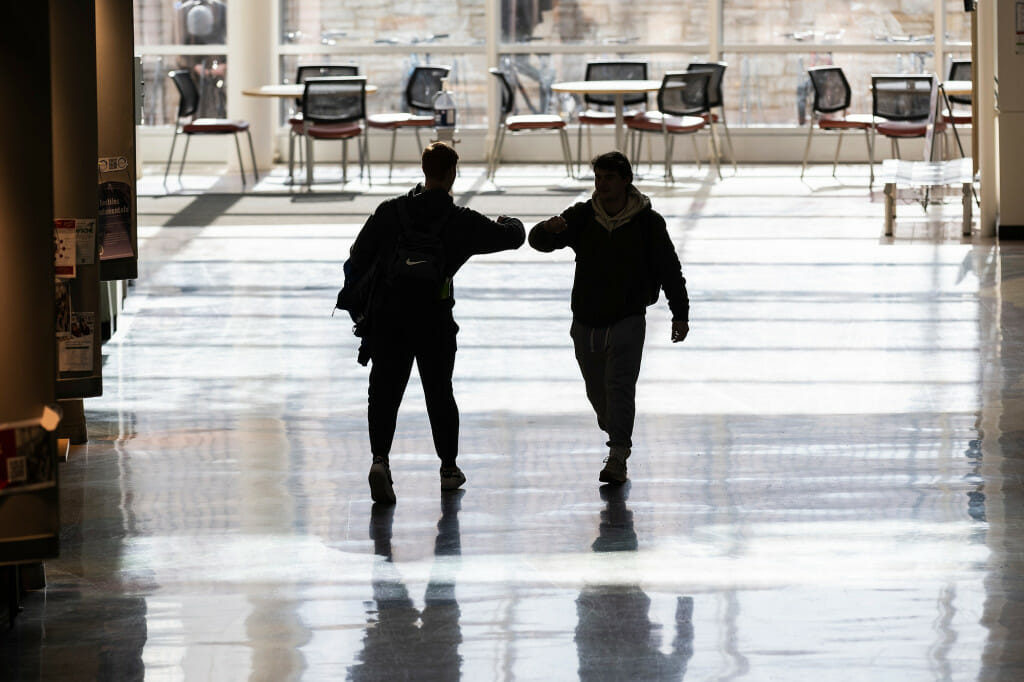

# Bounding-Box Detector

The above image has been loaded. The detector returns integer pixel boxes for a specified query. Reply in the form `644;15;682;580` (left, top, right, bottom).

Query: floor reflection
576;484;694;681
348;492;464;680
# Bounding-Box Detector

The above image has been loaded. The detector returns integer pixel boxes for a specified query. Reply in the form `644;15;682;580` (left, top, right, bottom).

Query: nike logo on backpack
405;258;428;266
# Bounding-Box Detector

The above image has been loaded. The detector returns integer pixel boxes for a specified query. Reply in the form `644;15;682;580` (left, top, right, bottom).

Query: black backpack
382;197;452;307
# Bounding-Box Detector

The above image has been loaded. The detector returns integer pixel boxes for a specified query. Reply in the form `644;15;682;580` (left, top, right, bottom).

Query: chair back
301;76;367;125
405;65;451;114
295;64;359;108
686;62;726;108
583;61;648;107
169;70;201;120
489;68;516;120
947;59;972;106
657;70;711;118
807;66;852;115
871;74;935;122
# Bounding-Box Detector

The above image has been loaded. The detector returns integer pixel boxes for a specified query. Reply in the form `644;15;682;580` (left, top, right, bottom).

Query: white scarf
593;186;651;232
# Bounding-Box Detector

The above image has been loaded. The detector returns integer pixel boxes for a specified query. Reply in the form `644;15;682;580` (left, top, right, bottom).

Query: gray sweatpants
570;314;646;449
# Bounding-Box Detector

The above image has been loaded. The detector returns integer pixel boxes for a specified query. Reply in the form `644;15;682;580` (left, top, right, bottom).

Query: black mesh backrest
301;77;366;125
295;65;359;108
948;59;972;106
687;62;726;108
657;70;711;117
169;70;200;120
405;65;451;114
583;61;648;107
489;68;515;118
871;74;935;121
808;66;852;114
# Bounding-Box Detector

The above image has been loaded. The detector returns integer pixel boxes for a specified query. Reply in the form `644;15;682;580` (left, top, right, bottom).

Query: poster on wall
98;180;134;260
75;218;96;265
0;421;56;493
53;218;76;278
59;312;95;374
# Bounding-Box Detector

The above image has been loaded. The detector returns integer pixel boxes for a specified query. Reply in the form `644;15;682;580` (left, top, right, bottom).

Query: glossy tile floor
5;161;1024;681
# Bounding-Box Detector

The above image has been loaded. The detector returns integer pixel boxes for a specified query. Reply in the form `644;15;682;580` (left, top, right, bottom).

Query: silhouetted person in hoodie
529;151;689;484
345;142;525;503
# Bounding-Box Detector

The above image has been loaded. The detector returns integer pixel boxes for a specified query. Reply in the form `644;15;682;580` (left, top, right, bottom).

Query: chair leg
832;131;844;178
576;124;584;177
487;127;507;180
233;132;247;188
707;124;722;180
363;133;371;186
288;129;297;184
558;129;574;179
246;129;259;182
164;128;180;185
864;128;874;186
800;121;814;179
387;130;398;182
305;133;315;190
892;138;900;160
718;108;737;172
178;135;191;183
341;138;349;184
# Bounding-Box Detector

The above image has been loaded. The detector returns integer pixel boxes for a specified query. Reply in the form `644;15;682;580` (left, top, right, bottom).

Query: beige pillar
228;0;275;170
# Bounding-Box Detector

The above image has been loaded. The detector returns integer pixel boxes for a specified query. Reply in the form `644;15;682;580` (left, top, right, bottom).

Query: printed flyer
0;423;55;493
54;218;76;278
59;312;95;374
98;180;135;260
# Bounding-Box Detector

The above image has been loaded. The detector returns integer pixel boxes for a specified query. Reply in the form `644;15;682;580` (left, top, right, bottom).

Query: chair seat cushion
875;120;929;138
626;112;705;133
183;118;250;134
366;113;434;129
943;112;972;125
506;114;566;131
701;112;720;124
288;113;304;125
577;109;641;125
299;122;363;139
818;113;874;130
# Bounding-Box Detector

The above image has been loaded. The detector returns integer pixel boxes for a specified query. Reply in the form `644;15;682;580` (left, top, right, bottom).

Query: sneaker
368;457;396;504
599;447;630;484
440;465;466;491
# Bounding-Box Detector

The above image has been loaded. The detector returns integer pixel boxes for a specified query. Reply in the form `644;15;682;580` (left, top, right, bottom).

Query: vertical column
978;0;998;237
228;0;275;170
96;0;139;281
0;6;55;423
52;0;102;422
996;0;1024;237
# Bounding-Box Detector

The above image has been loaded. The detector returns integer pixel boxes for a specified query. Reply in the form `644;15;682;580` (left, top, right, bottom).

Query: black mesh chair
287;65;360;182
164;69;258;187
871;74;943;164
487;68;574;181
800;66;876;183
687;61;736;171
576;61;648;174
625;70;712;183
943;59;972;125
366;65;450;181
291;76;368;188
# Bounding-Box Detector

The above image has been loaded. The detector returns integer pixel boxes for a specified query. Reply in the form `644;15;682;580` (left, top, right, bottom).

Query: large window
133;0;974;128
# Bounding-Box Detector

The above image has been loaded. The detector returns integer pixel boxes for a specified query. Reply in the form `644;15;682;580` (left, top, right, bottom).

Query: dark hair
422;141;459;181
591;151;633;184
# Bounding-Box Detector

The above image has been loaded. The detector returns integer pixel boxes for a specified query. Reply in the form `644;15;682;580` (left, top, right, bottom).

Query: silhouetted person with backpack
345;142;525;504
529;151;689;484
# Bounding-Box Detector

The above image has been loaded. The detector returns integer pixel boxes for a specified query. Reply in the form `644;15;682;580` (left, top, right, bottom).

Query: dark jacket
348;185;525;313
528;199;688;327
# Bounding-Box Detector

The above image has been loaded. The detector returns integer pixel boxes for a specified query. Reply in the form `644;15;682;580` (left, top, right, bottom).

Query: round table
242;83;378;98
551;80;662;150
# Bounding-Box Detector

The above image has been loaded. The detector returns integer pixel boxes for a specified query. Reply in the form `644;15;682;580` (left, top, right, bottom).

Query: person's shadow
576;483;695;681
348;492;464;681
